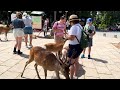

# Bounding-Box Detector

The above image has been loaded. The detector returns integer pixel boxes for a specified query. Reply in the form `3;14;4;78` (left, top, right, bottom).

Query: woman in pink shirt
52;15;66;44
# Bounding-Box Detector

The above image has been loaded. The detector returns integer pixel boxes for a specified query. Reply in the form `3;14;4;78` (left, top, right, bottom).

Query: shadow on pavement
91;58;108;63
19;53;29;58
77;64;86;78
37;35;53;39
0;40;14;42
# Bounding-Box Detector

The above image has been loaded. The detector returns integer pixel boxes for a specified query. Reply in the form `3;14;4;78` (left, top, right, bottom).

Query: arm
90;26;96;36
66;34;75;40
65;26;77;40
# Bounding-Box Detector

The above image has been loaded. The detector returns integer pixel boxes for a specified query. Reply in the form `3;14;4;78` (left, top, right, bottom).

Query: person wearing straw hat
65;14;83;79
81;18;96;59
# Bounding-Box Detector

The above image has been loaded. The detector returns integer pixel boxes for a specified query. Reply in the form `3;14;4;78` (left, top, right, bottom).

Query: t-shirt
52;21;66;37
84;24;95;38
12;18;25;29
22;16;32;27
68;23;82;45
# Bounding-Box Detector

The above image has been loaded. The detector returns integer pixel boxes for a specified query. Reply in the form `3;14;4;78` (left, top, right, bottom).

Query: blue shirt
12;18;25;28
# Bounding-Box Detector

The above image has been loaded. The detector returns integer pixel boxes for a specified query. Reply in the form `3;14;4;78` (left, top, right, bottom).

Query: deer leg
34;63;41;79
5;32;8;41
58;51;62;59
21;61;29;77
56;52;58;57
55;71;60;79
0;38;2;42
43;68;47;79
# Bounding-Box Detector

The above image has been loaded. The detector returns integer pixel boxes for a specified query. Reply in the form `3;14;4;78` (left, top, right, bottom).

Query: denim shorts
67;44;83;59
23;26;33;34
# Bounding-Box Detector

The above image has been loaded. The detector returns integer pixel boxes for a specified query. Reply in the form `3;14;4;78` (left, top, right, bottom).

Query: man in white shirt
65;14;83;79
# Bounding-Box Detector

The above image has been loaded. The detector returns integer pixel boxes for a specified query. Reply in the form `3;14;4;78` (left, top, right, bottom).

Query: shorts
13;28;24;38
88;38;93;47
67;44;83;59
23;26;33;34
54;35;64;43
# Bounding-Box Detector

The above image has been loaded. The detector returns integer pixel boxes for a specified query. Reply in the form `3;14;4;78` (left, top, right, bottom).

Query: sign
32;16;42;29
11;13;16;21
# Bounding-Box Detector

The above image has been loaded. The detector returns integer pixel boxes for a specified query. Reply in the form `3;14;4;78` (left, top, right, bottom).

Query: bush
98;24;107;30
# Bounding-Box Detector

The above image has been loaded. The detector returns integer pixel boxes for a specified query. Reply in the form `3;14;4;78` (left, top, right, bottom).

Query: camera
88;29;93;34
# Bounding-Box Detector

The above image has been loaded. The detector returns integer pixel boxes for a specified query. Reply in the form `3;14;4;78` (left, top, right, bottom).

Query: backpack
75;25;89;49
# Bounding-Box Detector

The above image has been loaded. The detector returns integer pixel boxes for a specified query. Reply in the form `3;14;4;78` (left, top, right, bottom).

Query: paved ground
0;31;120;79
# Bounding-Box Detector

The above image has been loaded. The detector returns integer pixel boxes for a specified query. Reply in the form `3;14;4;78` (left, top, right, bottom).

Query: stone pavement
0;31;120;79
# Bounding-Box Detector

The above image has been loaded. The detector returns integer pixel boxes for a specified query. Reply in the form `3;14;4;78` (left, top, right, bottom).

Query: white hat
23;12;27;16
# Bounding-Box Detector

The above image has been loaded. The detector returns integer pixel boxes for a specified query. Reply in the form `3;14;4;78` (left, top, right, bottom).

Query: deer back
44;43;64;52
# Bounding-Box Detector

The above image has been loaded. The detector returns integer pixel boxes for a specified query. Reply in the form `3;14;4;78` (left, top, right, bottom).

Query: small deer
0;24;12;41
44;38;67;58
21;46;70;79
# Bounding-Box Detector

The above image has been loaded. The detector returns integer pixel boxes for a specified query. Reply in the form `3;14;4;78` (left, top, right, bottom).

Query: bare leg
17;37;22;50
70;64;75;79
88;47;91;55
24;34;28;47
29;34;33;46
14;37;18;48
74;57;79;77
82;48;86;55
81;48;86;58
34;63;41;79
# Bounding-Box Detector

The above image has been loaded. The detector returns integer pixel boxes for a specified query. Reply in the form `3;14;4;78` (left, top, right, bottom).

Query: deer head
58;49;77;79
58;57;70;79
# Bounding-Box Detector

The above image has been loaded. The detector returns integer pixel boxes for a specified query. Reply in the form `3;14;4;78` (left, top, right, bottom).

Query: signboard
32;16;42;29
11;13;16;21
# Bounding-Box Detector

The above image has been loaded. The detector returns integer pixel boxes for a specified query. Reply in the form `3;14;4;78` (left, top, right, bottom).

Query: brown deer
44;38;67;58
21;46;70;79
0;24;12;41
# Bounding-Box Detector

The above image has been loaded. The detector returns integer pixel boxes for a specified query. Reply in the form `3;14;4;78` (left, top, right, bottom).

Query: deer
44;38;67;58
21;46;71;79
0;24;12;41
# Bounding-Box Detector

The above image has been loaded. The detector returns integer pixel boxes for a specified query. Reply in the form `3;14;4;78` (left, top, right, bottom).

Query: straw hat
69;14;80;21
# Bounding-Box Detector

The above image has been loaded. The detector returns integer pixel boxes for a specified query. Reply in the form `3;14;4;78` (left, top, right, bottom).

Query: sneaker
29;44;33;47
88;55;91;59
81;54;85;58
73;76;78;79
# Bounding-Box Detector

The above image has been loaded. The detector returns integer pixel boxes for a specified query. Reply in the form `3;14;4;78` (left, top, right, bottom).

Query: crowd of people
10;11;96;79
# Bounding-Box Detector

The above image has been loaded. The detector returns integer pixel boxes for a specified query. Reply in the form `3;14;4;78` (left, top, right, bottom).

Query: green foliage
98;24;107;30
